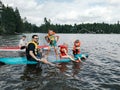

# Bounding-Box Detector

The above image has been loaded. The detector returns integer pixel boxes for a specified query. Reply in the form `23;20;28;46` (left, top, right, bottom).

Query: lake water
0;34;120;90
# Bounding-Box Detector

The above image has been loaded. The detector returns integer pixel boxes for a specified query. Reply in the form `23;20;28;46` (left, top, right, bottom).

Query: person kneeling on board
73;40;87;62
26;35;54;70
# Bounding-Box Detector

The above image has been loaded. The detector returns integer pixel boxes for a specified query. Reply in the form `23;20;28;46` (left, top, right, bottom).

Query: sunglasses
34;38;39;39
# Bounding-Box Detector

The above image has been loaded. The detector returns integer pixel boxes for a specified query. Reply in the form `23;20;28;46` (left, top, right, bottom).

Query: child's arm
45;36;49;43
64;49;75;61
55;35;59;42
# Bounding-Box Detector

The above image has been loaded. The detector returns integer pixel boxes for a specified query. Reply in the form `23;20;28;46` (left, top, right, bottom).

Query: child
19;35;27;49
59;43;68;59
73;40;82;62
45;30;59;59
58;43;74;61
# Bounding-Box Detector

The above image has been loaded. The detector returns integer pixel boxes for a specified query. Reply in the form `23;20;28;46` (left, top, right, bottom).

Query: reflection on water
0;35;21;46
0;34;120;90
72;62;81;77
58;63;68;73
20;64;42;81
58;62;81;78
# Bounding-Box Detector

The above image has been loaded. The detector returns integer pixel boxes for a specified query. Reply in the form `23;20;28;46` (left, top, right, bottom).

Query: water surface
0;34;120;90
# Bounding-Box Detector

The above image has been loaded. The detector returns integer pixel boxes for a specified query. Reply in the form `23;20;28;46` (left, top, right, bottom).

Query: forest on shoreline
0;1;120;35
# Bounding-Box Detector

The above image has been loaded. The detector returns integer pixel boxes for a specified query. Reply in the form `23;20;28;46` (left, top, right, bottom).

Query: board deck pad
0;45;49;51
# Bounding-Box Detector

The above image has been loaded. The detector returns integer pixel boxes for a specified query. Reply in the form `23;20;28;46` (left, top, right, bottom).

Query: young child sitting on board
73;40;82;62
58;43;74;61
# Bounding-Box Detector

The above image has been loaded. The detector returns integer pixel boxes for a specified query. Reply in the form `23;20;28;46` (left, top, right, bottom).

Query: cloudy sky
2;0;120;26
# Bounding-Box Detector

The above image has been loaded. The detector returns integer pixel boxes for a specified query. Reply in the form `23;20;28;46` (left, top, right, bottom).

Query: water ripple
0;34;120;90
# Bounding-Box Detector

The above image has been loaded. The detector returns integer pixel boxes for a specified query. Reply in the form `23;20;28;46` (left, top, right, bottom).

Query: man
26;35;54;70
19;35;27;49
45;30;59;59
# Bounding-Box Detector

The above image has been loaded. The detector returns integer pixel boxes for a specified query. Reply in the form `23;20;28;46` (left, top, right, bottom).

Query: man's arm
29;51;39;61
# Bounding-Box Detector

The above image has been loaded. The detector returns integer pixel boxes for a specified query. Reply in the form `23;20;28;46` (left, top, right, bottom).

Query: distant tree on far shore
0;1;120;34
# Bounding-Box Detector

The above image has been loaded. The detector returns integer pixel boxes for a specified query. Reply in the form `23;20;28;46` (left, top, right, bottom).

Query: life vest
48;35;55;41
73;40;81;55
27;41;38;55
73;46;80;55
47;31;56;41
47;35;56;46
59;45;68;57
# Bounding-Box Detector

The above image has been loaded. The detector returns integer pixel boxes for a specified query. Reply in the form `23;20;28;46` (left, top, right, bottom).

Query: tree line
0;1;120;34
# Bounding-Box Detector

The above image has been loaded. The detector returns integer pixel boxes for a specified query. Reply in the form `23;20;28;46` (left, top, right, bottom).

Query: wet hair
74;40;80;43
48;29;53;31
63;43;68;47
22;35;26;38
32;35;38;39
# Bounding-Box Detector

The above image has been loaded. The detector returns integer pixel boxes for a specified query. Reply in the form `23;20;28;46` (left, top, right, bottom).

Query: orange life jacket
47;32;56;43
59;45;68;57
73;46;80;55
73;41;81;55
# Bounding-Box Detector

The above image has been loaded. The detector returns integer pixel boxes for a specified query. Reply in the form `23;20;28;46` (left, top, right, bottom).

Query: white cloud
2;0;120;26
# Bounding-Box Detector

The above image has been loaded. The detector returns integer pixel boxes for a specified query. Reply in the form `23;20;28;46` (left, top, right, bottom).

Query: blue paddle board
0;54;88;65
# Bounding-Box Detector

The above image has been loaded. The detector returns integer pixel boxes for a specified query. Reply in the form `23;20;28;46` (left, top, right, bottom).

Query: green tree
14;8;23;33
2;6;16;34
